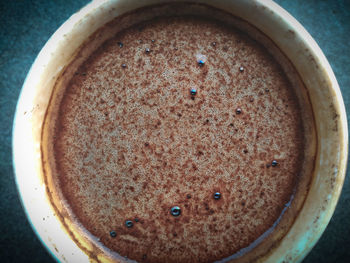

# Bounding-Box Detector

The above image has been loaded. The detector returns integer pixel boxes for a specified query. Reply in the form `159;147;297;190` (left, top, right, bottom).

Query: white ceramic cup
13;0;348;262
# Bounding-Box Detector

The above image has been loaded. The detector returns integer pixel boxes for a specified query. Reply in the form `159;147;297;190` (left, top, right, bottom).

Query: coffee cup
13;0;347;262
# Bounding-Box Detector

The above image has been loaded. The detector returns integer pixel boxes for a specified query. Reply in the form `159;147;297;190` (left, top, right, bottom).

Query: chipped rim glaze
12;0;348;263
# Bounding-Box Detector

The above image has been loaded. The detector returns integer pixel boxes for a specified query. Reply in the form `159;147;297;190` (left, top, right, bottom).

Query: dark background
0;0;349;262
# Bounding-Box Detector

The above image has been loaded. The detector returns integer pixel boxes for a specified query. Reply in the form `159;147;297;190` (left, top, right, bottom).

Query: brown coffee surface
53;16;305;262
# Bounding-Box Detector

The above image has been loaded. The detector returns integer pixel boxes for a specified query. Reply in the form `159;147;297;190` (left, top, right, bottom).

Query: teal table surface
1;0;349;262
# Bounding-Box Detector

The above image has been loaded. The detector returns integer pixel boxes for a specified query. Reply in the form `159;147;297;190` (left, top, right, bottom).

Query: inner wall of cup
16;0;346;262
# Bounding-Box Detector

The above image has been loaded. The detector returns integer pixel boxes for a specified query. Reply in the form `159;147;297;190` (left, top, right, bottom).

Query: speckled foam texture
53;16;304;262
1;1;350;263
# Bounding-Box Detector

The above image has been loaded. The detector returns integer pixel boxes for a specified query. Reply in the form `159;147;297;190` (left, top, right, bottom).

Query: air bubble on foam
214;192;221;200
271;160;278;167
170;206;181;217
125;220;134;228
196;53;207;66
190;88;197;96
110;230;117;237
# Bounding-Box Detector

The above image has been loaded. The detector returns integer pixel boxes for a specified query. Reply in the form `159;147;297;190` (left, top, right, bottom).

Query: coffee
42;3;316;262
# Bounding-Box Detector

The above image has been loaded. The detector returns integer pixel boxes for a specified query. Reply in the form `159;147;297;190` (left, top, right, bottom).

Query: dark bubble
121;63;126;68
134;218;139;222
110;231;117;237
190;88;197;96
214;192;221;200
125;220;134;228
211;42;216;47
271;160;278;167
151;39;155;42
186;194;192;199
117;42;123;48
170;206;181;217
236;108;242;114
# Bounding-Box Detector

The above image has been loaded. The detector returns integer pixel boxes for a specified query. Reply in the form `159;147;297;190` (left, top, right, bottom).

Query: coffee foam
42;3;316;263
